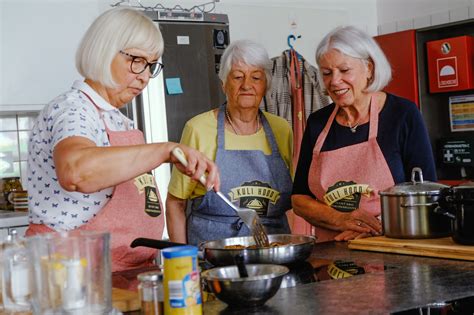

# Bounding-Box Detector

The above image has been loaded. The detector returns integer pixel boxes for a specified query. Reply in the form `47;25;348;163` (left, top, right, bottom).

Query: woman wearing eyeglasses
25;8;220;272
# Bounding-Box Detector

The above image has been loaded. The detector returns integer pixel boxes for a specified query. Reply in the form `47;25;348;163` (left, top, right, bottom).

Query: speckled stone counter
203;241;474;314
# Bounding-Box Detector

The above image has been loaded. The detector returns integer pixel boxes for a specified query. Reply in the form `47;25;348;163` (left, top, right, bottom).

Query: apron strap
367;96;378;140
217;104;226;150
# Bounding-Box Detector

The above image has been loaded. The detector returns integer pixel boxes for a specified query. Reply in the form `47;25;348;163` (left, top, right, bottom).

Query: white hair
76;8;164;88
218;39;272;92
315;25;392;92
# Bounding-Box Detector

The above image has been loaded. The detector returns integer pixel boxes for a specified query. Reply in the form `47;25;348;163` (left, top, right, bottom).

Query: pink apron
308;98;394;242
27;93;165;272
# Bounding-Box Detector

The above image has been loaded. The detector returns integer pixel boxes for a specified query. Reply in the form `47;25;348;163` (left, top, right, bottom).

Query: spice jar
138;271;164;315
3;177;23;211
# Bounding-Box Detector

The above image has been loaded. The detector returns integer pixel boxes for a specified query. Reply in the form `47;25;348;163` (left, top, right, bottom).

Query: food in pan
224;242;288;249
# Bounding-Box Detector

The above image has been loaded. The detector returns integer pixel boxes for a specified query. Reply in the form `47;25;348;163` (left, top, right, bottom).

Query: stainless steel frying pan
131;234;316;266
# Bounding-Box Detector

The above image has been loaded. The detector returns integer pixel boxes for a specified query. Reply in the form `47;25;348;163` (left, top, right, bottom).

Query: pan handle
400;202;438;207
130;238;185;249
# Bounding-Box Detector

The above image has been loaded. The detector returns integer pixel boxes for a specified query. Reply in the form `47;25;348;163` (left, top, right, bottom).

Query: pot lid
379;167;448;196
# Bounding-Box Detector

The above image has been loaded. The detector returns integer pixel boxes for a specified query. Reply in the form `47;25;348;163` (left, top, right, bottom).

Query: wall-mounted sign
427;35;473;93
449;94;474;132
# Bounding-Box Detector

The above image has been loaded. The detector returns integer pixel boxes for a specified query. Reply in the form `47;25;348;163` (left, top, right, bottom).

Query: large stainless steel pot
131;234;315;266
379;167;451;238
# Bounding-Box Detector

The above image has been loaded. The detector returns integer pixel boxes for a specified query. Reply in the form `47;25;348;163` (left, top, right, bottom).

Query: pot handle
433;207;456;220
130;238;185;249
400;202;438;207
411;167;424;184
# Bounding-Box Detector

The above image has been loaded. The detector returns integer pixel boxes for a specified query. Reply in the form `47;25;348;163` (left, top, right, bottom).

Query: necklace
225;108;259;135
347;121;360;133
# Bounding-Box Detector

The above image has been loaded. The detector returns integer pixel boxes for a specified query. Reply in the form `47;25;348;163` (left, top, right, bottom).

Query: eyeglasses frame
119;50;164;78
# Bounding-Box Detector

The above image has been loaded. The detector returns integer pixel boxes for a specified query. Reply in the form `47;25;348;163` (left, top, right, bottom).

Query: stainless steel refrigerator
120;12;229;217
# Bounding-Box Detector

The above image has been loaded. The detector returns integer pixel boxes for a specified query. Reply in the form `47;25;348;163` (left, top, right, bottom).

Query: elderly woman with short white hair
292;26;436;242
166;39;294;245
26;7;219;272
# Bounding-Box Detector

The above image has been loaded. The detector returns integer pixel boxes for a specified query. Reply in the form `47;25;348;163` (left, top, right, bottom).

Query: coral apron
308;98;394;242
27;92;165;272
186;105;292;245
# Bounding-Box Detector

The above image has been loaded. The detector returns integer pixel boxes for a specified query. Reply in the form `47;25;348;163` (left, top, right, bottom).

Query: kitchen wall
376;0;474;34
0;0;378;109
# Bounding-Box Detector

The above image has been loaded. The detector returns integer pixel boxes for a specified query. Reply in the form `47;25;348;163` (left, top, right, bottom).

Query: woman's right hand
338;208;382;236
170;144;221;191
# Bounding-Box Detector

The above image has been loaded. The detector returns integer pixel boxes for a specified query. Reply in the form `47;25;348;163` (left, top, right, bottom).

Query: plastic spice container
138;271;164;315
162;246;202;315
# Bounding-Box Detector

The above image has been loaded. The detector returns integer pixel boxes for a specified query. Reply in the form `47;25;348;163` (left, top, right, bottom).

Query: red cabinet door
375;30;419;107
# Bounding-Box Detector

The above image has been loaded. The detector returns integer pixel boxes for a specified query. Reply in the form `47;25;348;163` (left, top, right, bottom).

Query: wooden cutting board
112;287;140;312
348;236;474;261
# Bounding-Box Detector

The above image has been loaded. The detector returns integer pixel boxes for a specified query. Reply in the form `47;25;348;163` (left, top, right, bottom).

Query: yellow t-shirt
168;110;293;200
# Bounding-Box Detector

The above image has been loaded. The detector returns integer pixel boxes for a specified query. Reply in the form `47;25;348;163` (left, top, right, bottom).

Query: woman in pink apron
292;26;436;242
26;8;219;272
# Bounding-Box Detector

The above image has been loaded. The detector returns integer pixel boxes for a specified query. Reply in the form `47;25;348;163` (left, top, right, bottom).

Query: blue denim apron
187;105;292;245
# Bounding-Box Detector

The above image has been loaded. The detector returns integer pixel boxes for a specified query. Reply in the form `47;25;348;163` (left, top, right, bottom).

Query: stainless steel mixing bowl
201;264;289;308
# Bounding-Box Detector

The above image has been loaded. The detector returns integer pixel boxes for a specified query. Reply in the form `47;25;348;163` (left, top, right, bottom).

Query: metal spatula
171;147;270;248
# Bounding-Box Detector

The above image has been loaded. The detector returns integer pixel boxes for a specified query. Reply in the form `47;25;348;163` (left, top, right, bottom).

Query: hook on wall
287;34;302;49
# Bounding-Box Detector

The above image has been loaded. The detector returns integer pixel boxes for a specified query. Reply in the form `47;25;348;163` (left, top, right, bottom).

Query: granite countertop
0;210;29;228
204;241;474;314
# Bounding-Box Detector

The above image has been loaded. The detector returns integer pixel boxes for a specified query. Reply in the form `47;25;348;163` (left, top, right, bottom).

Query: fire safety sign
427;35;473;93
436;57;458;88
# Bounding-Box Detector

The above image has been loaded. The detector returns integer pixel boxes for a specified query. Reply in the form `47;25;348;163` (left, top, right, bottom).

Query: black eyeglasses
119;50;164;78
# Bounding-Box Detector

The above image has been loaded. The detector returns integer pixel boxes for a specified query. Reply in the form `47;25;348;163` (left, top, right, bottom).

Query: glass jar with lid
137;271;163;315
3;177;23;211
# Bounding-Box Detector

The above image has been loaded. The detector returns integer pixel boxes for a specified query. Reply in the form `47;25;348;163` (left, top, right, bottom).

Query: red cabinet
375;30;419;107
426;35;474;93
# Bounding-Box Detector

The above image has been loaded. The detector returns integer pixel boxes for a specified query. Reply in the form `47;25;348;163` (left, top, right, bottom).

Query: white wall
0;0;101;106
0;0;378;108
376;0;474;34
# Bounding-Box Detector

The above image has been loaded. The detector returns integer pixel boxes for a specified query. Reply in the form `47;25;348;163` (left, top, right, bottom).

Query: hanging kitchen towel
289;48;305;167
262;50;330;128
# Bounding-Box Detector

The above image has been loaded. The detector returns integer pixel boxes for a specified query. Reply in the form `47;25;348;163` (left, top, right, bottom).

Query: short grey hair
76;8;164;88
218;39;272;92
315;25;391;92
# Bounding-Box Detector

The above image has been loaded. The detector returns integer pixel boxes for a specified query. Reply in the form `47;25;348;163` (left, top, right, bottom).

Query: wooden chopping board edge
348;236;474;261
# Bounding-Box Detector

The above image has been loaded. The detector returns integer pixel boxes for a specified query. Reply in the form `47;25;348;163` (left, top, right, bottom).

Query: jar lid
162;245;198;259
379;167;448;196
137;271;163;282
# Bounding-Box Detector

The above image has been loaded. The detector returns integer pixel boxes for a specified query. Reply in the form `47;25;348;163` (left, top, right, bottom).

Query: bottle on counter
138;271;164;315
162;245;202;315
2;177;23;211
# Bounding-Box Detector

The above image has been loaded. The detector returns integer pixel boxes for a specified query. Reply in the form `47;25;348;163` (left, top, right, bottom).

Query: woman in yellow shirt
166;39;293;245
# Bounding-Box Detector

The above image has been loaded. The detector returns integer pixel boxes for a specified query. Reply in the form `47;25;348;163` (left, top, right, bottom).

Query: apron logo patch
134;172;161;217
229;180;280;216
324;181;373;212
